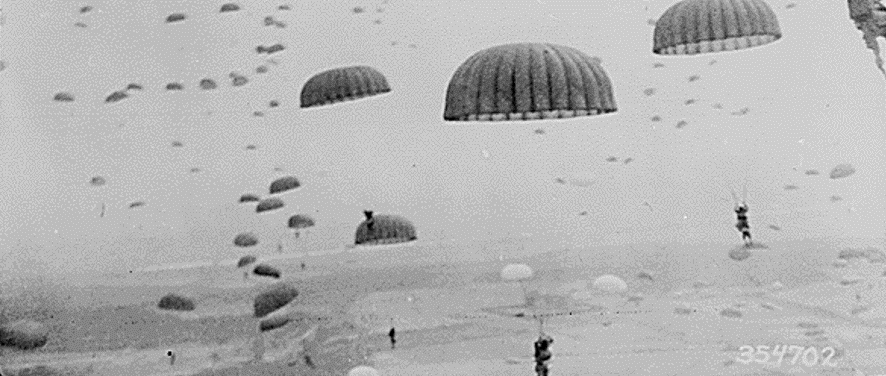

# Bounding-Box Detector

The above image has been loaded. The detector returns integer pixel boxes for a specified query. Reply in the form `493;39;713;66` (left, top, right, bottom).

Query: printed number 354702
736;345;839;368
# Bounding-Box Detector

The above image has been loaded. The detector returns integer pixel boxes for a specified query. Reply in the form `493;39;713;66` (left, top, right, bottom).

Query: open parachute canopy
253;282;298;318
443;42;616;121
354;210;417;246
269;176;301;194
236;255;257;268
300;66;391;108
592;274;628;293
233;232;259;247
348;366;380;376
239;193;261;203
253;263;282;279
500;263;534;282
256;197;285;213
653;0;781;55
288;214;315;229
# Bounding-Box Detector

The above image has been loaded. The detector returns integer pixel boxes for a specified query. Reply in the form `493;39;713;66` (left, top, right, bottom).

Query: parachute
443;43;616;121
500;263;533;307
252;264;282;279
256;197;285;213
105;90;129;103
234;232;259;247
220;3;240;12
288;214;315;239
165;13;187;23
89;176;106;186
288;214;315;229
253;282;298;318
500;263;533;282
354;211;417;245
300;66;391;108
269;176;301;194
199;78;217;90
348;366;380;376
592;275;627;293
829;164;856;179
53;92;74;102
237;255;257;268
653;0;781;55
165;82;184;91
239;193;261;203
259;315;291;332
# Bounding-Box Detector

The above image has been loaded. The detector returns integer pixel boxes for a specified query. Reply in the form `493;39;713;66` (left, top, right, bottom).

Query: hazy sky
1;0;884;279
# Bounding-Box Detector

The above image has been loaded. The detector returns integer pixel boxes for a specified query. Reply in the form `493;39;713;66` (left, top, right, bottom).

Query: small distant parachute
253;263;282;279
90;176;106;186
592;275;627;293
354;211;417;245
171;141;183;147
239;193;260;203
53;92;75;102
234;232;259;247
165;13;186;23
269;176;301;194
259;315;291;332
256;197;285;213
229;72;248;87
653;0;781;55
348;366;379;376
444;43;616;121
199;79;217;90
300;66;391;108
165;82;184;91
688;75;700;82
80;5;93;13
605;156;618;162
651;115;661;122
829;164;856;179
804;169;819;176
643;88;656;96
245;144;257;150
269;100;279;108
278;4;291;10
676;120;688;128
288;214;315;238
257;43;285;55
253;282;298;318
105;90;128;103
129;201;145;209
500;263;533;282
256;65;269;74
237;255;257;268
157;293;196;311
126;83;143;91
353;6;366;13
263;16;276;26
220;3;240;12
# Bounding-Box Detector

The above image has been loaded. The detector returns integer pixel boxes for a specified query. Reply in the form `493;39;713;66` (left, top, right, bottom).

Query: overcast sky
1;0;883;279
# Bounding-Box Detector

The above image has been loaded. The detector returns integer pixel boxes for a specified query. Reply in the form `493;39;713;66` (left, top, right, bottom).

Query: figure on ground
734;203;752;245
534;333;554;376
389;327;396;349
